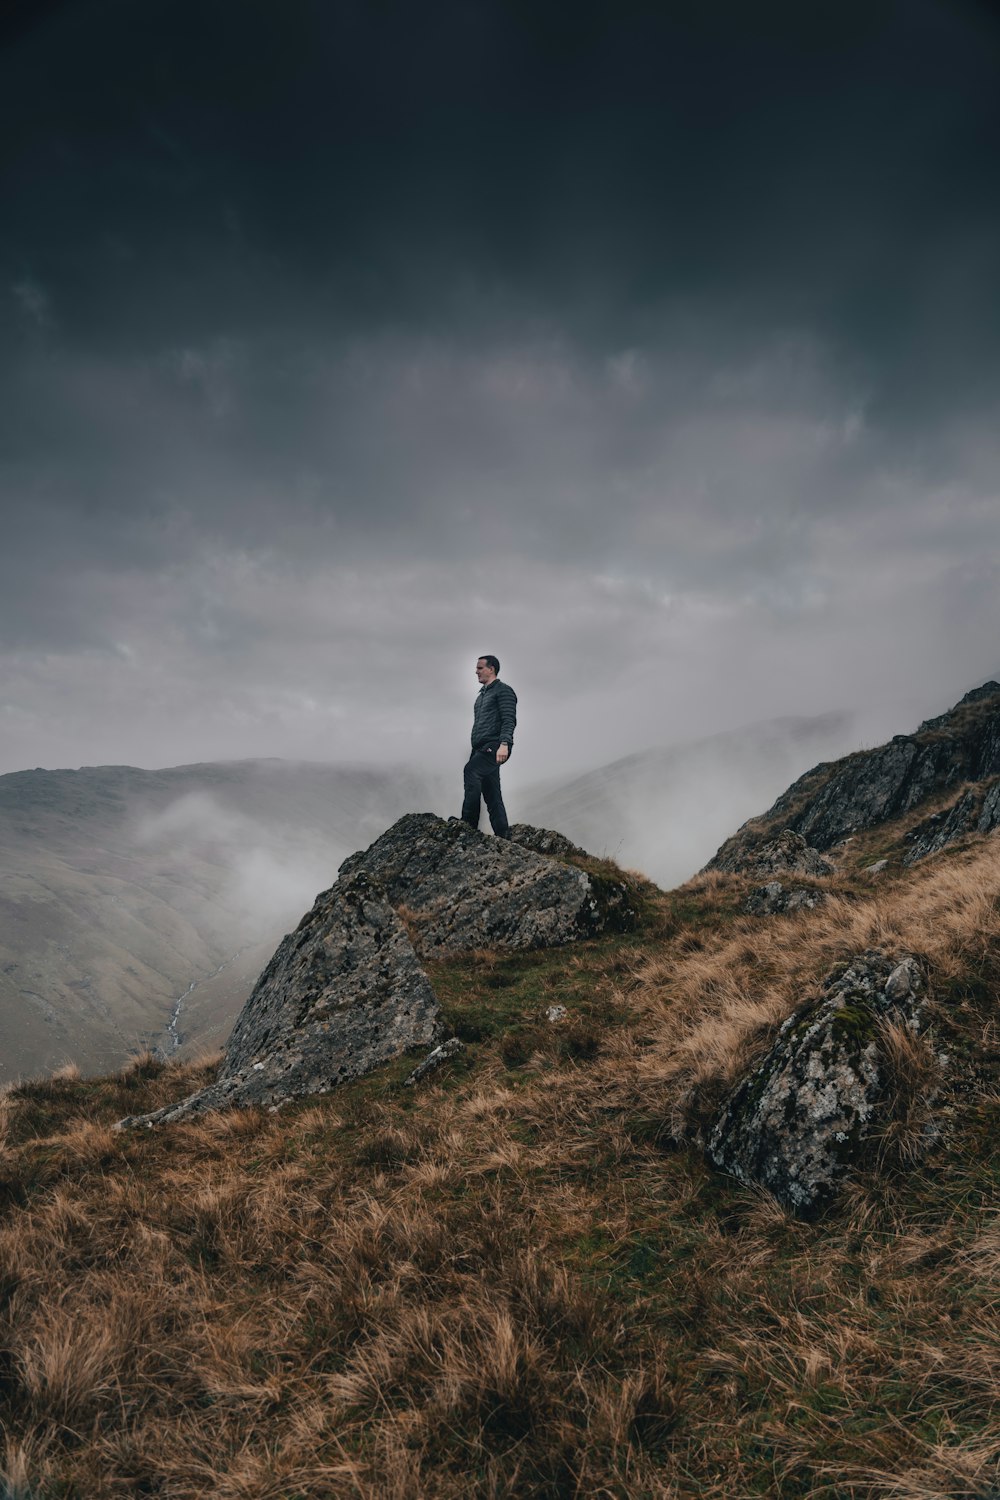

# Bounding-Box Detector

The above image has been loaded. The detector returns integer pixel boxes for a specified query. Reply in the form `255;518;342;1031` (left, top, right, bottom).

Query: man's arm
495;684;517;762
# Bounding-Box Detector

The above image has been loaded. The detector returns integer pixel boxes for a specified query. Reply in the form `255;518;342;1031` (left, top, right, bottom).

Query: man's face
476;658;495;684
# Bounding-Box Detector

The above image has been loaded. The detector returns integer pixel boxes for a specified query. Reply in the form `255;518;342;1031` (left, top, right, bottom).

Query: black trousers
461;746;510;836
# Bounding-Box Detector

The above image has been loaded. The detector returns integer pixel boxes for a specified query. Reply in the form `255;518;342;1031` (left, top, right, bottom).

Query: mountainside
0;684;999;1495
0;759;447;1079
0;711;850;1080
708;680;1000;873
519;711;855;885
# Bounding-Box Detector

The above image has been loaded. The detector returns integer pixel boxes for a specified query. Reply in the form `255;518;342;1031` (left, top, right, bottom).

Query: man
461;655;517;837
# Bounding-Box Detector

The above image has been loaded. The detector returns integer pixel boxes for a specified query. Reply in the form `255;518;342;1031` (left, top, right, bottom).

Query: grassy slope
0;840;998;1498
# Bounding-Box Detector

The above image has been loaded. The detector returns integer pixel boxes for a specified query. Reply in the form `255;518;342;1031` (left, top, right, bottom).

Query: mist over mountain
519;711;856;886
0;759;449;1079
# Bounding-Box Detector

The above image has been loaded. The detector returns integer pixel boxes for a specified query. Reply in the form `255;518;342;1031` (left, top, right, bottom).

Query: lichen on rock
718;828;833;879
707;950;931;1216
750;829;834;877
508;824;589;859
339;813;636;954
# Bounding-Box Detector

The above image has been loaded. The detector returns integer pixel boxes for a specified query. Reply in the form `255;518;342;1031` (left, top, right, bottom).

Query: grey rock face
904;789;979;864
744;881;827;916
904;777;1000;864
708;682;1000;871
707;950;928;1216
509;824;589;860
918;680;1000;731
746;829;833;878
339;813;636;954
403;1036;464;1087
980;779;1000;835
118;873;440;1127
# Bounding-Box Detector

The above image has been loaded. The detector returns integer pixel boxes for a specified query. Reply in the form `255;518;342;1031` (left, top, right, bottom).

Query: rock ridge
707;680;1000;871
339;813;637;954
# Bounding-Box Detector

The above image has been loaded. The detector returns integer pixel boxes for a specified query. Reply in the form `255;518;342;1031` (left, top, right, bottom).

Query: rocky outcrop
509;824;589;860
118;872;440;1127
119;815;631;1127
721;831;833;902
339;813;636;953
707;951;929;1216
903;777;1000;864
707;682;1000;871
745;829;833;878
982;778;1000;835
744;882;827;916
916;679;1000;731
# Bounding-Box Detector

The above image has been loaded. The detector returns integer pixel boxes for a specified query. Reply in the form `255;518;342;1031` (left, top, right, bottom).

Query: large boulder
118;872;440;1127
338;813;637;954
707;951;929;1216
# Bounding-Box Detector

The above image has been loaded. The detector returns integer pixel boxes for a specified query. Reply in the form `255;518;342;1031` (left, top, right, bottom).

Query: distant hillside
0;760;448;1079
519;711;856;885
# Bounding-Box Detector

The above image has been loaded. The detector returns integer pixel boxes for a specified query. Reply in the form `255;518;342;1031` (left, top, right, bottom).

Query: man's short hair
478;654;500;674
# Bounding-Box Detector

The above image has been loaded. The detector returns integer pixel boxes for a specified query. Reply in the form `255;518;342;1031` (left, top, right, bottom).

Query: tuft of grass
48;1061;81;1084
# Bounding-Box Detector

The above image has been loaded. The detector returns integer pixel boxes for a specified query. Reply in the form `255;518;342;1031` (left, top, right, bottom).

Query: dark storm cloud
1;0;999;774
6;0;999;355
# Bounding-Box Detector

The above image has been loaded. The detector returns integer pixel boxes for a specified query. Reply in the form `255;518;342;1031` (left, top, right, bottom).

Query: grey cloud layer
1;0;999;775
1;321;988;583
3;539;997;778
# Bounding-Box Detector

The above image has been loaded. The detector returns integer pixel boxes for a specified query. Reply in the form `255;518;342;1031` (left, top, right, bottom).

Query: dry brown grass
629;840;1000;1137
48;1062;81;1084
0;840;997;1495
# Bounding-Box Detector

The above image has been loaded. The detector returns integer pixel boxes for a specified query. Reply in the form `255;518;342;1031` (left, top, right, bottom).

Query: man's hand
496;744;509;764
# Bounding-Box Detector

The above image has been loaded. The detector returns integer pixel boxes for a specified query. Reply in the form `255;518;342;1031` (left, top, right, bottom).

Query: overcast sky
2;0;999;781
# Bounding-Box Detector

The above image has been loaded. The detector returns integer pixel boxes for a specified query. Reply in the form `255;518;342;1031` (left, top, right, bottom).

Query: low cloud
522;713;860;886
134;792;346;942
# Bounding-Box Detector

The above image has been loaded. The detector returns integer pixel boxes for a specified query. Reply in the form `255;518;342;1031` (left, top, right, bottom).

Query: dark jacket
471;679;517;751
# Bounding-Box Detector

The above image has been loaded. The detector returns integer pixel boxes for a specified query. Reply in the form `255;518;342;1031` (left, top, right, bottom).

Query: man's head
476;655;499;684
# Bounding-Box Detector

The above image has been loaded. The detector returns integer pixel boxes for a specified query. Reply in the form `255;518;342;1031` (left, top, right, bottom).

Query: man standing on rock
461;655;517;838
